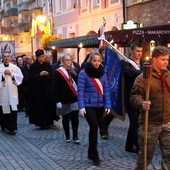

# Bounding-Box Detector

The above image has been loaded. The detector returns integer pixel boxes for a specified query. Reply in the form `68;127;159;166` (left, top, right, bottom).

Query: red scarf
159;74;170;92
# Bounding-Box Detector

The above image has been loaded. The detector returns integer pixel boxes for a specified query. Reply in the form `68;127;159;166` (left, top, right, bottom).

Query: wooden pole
143;61;152;170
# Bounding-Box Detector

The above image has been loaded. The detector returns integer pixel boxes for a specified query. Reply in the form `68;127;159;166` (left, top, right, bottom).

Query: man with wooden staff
130;46;170;170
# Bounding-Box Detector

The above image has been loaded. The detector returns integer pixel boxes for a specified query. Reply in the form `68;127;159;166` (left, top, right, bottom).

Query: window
67;0;76;9
109;0;119;6
93;0;100;7
81;0;88;12
110;0;119;2
54;0;62;13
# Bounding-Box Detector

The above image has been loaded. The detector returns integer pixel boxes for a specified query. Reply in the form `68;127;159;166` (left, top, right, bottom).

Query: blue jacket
77;70;111;109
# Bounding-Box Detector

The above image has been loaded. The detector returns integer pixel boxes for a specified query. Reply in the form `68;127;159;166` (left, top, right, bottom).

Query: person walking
53;53;79;144
99;45;114;139
29;49;55;129
77;51;111;166
21;55;34;117
130;46;170;170
16;56;25;112
121;41;144;153
0;52;23;135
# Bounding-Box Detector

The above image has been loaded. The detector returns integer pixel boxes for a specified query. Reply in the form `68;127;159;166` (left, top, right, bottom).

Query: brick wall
127;0;170;27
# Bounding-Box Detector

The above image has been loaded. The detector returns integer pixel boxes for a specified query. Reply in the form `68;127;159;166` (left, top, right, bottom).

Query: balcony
28;0;44;12
18;1;29;13
0;10;5;20
18;22;30;32
4;8;18;18
1;26;19;35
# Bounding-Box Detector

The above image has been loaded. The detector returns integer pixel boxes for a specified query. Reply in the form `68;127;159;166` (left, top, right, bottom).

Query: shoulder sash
128;58;140;70
89;77;103;97
57;67;77;97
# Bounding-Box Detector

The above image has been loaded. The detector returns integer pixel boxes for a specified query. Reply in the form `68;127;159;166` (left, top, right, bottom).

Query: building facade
0;0;169;60
49;0;123;63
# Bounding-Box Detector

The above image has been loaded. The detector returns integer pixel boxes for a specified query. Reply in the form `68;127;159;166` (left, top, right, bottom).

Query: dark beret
35;49;44;57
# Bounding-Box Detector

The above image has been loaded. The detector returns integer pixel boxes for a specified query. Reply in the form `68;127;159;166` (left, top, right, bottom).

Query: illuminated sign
122;20;140;30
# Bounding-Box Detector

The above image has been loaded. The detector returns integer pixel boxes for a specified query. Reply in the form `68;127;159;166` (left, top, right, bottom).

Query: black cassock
29;61;55;128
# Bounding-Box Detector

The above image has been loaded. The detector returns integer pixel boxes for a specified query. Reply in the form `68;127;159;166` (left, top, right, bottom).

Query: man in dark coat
121;42;144;153
20;55;34;117
29;49;55;129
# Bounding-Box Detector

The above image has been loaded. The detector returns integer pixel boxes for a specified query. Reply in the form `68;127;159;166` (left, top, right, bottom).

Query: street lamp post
77;43;83;64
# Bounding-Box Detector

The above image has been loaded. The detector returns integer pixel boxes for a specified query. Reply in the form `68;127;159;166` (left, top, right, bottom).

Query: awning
49;24;170;48
106;24;170;45
49;34;99;48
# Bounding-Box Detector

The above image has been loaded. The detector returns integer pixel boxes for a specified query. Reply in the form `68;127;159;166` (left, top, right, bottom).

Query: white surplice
0;63;23;113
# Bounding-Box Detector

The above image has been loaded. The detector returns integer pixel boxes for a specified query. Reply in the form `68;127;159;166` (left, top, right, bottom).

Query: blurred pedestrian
80;53;91;70
70;51;81;75
21;55;34;117
99;46;106;62
46;54;60;125
77;51;111;166
29;49;55;130
0;52;23;135
16;56;25;112
130;46;170;170
53;53;79;143
99;46;114;139
121;41;144;153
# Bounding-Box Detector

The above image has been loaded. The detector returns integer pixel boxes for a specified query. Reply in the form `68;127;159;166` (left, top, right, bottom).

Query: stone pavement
0;112;161;170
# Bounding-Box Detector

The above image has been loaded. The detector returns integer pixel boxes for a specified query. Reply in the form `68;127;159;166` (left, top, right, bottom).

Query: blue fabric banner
104;47;124;116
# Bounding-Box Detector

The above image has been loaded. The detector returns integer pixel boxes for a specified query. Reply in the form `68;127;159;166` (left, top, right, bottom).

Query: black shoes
1;127;16;135
101;131;109;140
1;126;5;132
9;131;16;135
88;150;101;166
101;134;109;140
38;125;51;130
73;138;80;144
125;145;139;154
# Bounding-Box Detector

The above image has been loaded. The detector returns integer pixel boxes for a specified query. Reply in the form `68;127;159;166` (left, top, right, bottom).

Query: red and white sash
89;77;103;97
57;67;77;97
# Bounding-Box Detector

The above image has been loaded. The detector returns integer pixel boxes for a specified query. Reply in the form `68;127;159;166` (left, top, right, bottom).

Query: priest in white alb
0;52;23;135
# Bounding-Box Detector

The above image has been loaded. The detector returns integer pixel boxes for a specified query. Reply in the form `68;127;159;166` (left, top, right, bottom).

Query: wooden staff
143;61;152;170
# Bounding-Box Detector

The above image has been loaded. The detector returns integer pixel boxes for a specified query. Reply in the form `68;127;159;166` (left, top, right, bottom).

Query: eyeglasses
3;55;10;57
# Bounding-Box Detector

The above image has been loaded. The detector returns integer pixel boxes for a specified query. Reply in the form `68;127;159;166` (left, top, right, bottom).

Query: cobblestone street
0;112;161;170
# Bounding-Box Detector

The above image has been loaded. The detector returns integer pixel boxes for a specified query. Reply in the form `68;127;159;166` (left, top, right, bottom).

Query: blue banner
104;47;123;116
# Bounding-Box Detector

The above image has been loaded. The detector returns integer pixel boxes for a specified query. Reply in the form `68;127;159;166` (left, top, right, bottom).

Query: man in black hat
29;49;56;129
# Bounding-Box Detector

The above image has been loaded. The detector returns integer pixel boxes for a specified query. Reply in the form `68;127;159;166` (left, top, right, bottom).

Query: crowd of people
0;44;170;169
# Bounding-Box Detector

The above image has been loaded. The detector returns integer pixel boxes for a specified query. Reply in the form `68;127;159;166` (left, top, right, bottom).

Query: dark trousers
125;106;140;149
24;92;31;116
85;107;104;151
62;110;79;139
0;106;17;131
100;113;114;135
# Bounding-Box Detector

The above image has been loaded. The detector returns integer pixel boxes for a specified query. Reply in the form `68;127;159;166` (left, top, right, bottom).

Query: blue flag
104;47;124;117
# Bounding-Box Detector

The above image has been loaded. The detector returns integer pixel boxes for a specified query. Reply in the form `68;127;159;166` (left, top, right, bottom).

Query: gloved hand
56;102;62;109
105;108;110;115
79;108;86;117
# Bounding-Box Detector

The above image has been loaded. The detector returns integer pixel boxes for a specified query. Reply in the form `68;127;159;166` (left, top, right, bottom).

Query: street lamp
77;43;83;64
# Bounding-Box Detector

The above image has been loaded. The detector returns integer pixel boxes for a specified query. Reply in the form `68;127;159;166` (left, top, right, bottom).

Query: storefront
49;24;170;62
106;24;170;46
